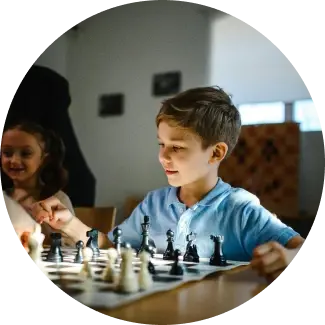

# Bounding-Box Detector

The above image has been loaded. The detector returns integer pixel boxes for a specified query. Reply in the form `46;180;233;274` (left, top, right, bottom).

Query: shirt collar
167;177;231;208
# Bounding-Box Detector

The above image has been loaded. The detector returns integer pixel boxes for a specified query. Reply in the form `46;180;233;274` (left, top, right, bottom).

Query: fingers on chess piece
183;231;200;263
46;232;63;263
163;229;175;260
79;247;94;279
209;234;227;266
169;249;184;276
86;228;100;259
102;248;118;283
116;246;139;293
74;240;84;263
138;250;153;290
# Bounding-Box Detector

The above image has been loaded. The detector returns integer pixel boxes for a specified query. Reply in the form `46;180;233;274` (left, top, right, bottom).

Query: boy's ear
209;143;228;163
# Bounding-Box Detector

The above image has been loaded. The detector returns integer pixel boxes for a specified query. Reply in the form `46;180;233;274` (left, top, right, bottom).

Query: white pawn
102;248;118;283
28;223;45;265
116;247;139;293
79;247;94;279
138;251;153;291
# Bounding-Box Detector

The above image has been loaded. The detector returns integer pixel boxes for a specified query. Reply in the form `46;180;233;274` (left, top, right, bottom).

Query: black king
137;215;155;257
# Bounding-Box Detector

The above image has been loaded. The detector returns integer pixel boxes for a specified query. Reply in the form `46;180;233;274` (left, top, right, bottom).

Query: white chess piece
28;224;48;278
28;224;45;265
116;247;139;293
102;248;118;283
79;247;94;279
138;251;153;291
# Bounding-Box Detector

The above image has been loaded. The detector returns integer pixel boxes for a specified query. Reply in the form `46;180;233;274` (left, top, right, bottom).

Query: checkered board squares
219;123;300;218
41;248;247;309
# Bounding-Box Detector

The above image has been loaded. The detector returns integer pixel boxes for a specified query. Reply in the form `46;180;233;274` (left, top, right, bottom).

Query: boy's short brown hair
156;86;241;158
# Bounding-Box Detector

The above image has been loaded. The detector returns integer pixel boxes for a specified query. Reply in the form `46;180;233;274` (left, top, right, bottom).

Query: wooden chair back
74;207;117;234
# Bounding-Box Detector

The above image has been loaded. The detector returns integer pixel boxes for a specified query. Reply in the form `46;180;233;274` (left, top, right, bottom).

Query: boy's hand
32;196;74;230
250;241;298;282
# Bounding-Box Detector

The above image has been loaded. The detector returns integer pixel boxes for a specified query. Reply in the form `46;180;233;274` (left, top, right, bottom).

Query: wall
66;1;212;222
209;14;324;218
34;33;68;78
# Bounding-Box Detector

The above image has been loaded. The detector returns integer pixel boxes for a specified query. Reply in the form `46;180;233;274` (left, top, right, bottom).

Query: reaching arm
61;215;113;249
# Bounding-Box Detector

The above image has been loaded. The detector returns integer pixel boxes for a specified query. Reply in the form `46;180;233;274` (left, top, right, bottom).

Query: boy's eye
172;146;183;152
158;143;164;147
1;151;13;157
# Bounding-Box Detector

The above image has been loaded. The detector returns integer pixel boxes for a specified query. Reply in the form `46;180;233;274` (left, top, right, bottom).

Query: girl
1;121;74;245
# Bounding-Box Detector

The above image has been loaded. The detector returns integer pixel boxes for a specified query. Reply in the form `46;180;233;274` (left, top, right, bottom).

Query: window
238;102;285;126
293;99;322;132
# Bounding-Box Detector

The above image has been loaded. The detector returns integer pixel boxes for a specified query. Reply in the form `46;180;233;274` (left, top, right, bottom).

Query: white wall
209;14;311;104
209;14;324;217
34;33;68;78
66;1;212;222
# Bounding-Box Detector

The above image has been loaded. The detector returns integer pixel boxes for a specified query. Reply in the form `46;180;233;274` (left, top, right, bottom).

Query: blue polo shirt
108;178;299;261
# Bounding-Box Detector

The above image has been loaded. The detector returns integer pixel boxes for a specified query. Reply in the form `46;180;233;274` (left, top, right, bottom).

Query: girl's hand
32;196;74;230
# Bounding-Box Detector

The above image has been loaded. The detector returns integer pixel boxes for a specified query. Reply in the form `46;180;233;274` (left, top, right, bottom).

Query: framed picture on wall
98;93;124;117
152;71;181;96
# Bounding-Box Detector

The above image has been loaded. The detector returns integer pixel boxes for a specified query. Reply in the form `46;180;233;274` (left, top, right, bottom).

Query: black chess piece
209;235;227;266
163;229;175;260
74;240;84;263
169;249;184;276
137;215;155;257
46;233;63;263
113;227;122;255
183;232;200;263
148;260;156;275
86;228;100;259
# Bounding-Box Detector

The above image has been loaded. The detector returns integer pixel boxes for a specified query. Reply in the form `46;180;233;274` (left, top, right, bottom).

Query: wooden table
95;266;269;324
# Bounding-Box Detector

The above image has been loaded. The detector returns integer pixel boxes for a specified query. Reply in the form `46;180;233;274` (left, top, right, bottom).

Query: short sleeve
240;203;299;257
107;195;149;249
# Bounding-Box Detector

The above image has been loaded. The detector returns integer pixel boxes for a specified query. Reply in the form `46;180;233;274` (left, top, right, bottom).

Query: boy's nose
10;154;21;165
159;149;172;164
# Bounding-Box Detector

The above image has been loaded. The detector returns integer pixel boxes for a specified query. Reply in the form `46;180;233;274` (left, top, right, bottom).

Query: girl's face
1;129;46;186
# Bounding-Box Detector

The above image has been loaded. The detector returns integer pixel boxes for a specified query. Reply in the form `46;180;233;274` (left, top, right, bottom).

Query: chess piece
113;227;122;255
28;224;47;274
21;231;31;253
46;232;63;263
74;240;84;263
144;246;156;274
209;235;227;266
86;228;100;259
138;251;153;290
183;232;200;263
169;249;184;276
116;247;139;293
102;248;118;283
137;215;155;257
79;247;94;279
163;229;175;260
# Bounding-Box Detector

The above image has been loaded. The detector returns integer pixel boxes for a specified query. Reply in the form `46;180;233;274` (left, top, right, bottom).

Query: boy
32;86;304;281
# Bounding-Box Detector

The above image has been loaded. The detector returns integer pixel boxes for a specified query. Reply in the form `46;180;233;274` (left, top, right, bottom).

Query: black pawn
142;245;156;274
148;260;156;275
113;227;122;255
47;233;63;263
163;229;175;260
169;249;184;276
74;241;84;263
209;235;227;266
86;228;100;259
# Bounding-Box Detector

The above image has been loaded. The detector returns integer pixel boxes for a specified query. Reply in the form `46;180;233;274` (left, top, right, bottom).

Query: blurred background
4;1;324;236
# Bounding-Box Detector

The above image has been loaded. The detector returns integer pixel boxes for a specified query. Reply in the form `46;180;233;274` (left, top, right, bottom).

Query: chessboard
41;247;248;310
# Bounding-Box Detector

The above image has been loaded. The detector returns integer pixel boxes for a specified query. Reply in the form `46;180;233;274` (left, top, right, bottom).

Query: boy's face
1;129;45;184
157;121;216;187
